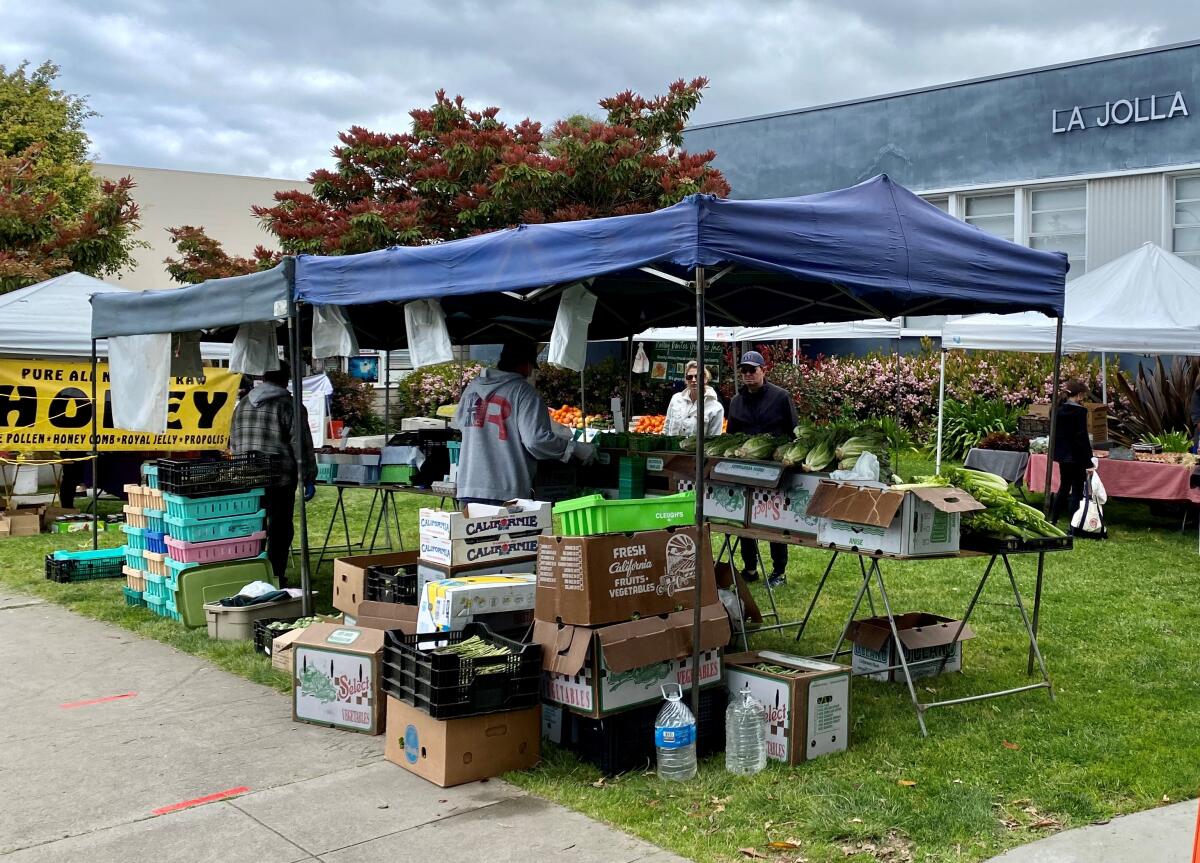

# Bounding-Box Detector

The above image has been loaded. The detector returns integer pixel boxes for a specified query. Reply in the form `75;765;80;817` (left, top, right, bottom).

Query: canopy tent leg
287;279;313;616
90;338;99;551
690;266;707;723
1043;318;1066;517
935;349;946;475
580;368;586;438
625;335;633;432
1100;351;1107;405
383;349;390;443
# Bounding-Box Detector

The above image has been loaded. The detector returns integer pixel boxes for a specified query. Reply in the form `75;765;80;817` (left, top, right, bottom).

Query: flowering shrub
392;361;485;418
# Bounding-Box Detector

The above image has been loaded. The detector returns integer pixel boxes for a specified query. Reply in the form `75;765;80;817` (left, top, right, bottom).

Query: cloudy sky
3;0;1198;180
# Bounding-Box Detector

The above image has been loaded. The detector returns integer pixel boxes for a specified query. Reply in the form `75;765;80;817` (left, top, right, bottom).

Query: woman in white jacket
664;361;725;437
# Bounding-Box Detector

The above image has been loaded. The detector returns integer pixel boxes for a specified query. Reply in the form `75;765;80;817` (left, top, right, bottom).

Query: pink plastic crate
164;530;267;564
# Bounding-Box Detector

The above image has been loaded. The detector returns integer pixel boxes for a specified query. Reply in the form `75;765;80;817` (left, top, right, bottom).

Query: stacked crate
121;482;163;608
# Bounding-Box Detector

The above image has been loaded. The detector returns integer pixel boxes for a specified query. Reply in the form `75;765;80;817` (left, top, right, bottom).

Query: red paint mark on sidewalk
1191;797;1200;863
152;786;250;816
60;692;137;709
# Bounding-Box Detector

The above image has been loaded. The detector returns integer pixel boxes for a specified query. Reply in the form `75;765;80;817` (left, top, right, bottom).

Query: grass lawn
3;466;1198;863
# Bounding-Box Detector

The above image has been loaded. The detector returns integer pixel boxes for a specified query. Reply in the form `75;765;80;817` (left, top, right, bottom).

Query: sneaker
739;569;760;583
767;572;787;589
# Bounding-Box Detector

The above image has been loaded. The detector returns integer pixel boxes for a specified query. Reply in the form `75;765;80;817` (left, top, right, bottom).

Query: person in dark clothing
1049;380;1094;527
229;362;317;586
728;350;798;588
58;453;87;509
1190;384;1200;452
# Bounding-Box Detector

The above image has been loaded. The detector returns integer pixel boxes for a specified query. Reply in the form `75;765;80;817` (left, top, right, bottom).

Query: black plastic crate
156;454;275;497
1017;415;1051;437
960;533;1073;554
558;686;727;776
381;623;541;719
44;552;125;583
365;562;420;605
253;616;304;656
386;430;458;487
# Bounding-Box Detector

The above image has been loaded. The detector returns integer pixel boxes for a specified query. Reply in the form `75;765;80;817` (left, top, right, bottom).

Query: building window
923;197;949;213
964;193;1015;240
1173;176;1200;268
1028;186;1086;279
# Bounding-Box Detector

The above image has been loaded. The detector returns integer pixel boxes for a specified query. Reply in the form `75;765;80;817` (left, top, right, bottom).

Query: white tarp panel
0;272;230;360
941;243;1200;355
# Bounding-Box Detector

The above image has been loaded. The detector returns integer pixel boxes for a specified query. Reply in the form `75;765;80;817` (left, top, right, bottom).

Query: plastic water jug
654;683;697;781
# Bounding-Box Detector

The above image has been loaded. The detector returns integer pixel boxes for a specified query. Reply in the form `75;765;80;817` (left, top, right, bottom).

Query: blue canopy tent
292;174;1069;717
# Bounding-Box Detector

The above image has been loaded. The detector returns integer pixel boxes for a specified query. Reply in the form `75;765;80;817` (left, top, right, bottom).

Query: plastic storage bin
379;465;413;485
204;595;305;641
170;557;276;628
123;505;147;528
143;571;169;602
316;462;338;483
553;491;696;536
337;464;381;485
44;547;127;583
124;547;144;571
144;594;167;616
121;524;148;551
142;550;168;577
162;489;265;522
164;510;265;543
381;623;541;719
123;565;146;592
164;530;267;565
145;530;168;554
163;591;183;622
123;586;145;608
156;454;274;497
144;508;166;534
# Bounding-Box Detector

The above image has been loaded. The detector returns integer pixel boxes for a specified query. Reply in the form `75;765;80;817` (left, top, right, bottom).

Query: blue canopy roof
294;175;1066;338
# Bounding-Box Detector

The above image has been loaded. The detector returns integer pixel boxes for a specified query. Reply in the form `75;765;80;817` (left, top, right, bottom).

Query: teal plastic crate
124;547;144;571
164;510;265;543
121;524;148;551
162;489;265;521
144;508;166;533
553;491;696;536
163;591;183;622
316;462;338;483
448;440;461;465
141;462;159;489
143;571;169;602
122;586;145;608
145;594;167;617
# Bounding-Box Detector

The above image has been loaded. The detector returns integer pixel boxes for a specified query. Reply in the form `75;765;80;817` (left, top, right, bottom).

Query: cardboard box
535;526;718;627
1;508;42;537
673;476;749;524
41;505;79;529
848;612;975;682
416;558;537;598
748;472;825;535
333;550;418;616
348;600;418;633
292;623;386;734
384;695;540;787
416;574;536;633
271;628;308;673
418;531;543;568
808;480;983;557
724;651;850;764
418;500;551;541
533;603;730;718
1030;402;1108;442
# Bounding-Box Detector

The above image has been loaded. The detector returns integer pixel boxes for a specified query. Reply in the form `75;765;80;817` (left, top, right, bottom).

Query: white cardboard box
543;649;723;717
418;501;551;541
748;472;824;535
416;574;537;633
418;532;544;568
675;478;748;524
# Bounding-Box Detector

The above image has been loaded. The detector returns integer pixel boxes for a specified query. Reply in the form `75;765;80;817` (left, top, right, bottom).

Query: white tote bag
1071;470;1107;536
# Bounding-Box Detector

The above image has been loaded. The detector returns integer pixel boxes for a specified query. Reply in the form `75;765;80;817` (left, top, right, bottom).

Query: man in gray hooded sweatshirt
229;362;317;585
454;340;592;504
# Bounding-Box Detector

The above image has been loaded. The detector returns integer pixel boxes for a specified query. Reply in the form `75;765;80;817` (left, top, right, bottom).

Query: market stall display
1025;452;1200;505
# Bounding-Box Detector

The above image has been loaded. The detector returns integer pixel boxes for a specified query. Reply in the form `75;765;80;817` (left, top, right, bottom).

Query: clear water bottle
725;685;767;775
655;683;697;781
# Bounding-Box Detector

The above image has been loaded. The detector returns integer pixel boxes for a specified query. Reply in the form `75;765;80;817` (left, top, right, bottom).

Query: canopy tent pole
689;266;707;721
286;270;313;616
1043;318;1066;517
1100;352;1107;404
624;335;633;433
935;349;946;475
383;350;391;443
579;369;586;438
90;338;99;551
792;337;798;364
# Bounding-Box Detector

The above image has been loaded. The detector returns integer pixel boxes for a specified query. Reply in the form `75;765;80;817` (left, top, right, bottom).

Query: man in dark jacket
728;351;798;588
1049;380;1094;527
229;362;317;586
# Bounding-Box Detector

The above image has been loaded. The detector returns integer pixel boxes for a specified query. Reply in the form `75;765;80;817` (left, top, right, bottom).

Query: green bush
938;398;1019;460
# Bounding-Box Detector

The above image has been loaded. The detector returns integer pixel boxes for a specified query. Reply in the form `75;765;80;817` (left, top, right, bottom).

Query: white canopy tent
0;272;230;361
935;243;1200;469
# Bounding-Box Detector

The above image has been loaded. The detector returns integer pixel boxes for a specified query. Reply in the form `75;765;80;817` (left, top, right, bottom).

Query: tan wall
92;164;310;290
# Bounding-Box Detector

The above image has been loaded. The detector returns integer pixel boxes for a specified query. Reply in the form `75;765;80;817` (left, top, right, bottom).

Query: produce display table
711;523;1061;736
1026;452;1200;505
306;482;455;571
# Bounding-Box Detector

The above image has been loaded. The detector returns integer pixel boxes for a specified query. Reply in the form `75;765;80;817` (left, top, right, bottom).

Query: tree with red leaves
0;62;143;294
166;78;728;279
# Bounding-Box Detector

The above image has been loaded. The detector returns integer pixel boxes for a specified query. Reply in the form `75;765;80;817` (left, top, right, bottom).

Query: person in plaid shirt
229;362;316;586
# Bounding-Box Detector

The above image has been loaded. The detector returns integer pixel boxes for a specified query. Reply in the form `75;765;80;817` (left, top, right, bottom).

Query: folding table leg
1001;555;1054;700
1027;551;1045;675
935;554;997;676
758;539;781;622
794;550;839;642
870;559;929;737
828;558;877;664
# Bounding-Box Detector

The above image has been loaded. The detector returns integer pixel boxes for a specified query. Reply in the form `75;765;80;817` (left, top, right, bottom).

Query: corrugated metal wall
1087;174;1165;270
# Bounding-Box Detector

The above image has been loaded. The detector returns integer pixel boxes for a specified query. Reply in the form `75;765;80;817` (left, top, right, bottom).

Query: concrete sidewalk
0;591;684;863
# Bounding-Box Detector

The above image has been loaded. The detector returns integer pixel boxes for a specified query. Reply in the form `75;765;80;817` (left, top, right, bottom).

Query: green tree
0;61;142;293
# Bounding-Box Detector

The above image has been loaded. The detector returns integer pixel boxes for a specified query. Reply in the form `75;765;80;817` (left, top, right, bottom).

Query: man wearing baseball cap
728;350;798;588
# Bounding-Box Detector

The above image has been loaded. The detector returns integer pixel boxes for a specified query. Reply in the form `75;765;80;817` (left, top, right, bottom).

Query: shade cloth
1026;453;1200;504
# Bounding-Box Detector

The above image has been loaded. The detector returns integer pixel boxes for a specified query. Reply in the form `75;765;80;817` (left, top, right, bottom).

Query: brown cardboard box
351;600;419;633
384;695;540;787
533;603;730;718
724;651;850;764
333;550;418;616
41;506;79;529
268;614;343;672
535;525;718;626
808;481;983;557
1;508;42;537
1029;402;1108;441
292;623;386;734
847;612;976;682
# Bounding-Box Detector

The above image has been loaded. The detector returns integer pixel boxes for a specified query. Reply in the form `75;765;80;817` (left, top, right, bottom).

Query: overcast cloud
2;0;1197;180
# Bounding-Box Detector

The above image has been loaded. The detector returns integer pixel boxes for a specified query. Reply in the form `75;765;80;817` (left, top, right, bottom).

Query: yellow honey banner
0;359;240;452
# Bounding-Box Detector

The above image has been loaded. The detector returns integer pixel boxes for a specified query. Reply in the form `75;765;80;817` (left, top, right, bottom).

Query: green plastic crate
380;464;414;485
172;557;277;628
553;491;696;536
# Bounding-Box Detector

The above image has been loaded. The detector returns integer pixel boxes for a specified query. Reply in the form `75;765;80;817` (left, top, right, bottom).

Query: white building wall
1087;174;1165;269
92;164;310;290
